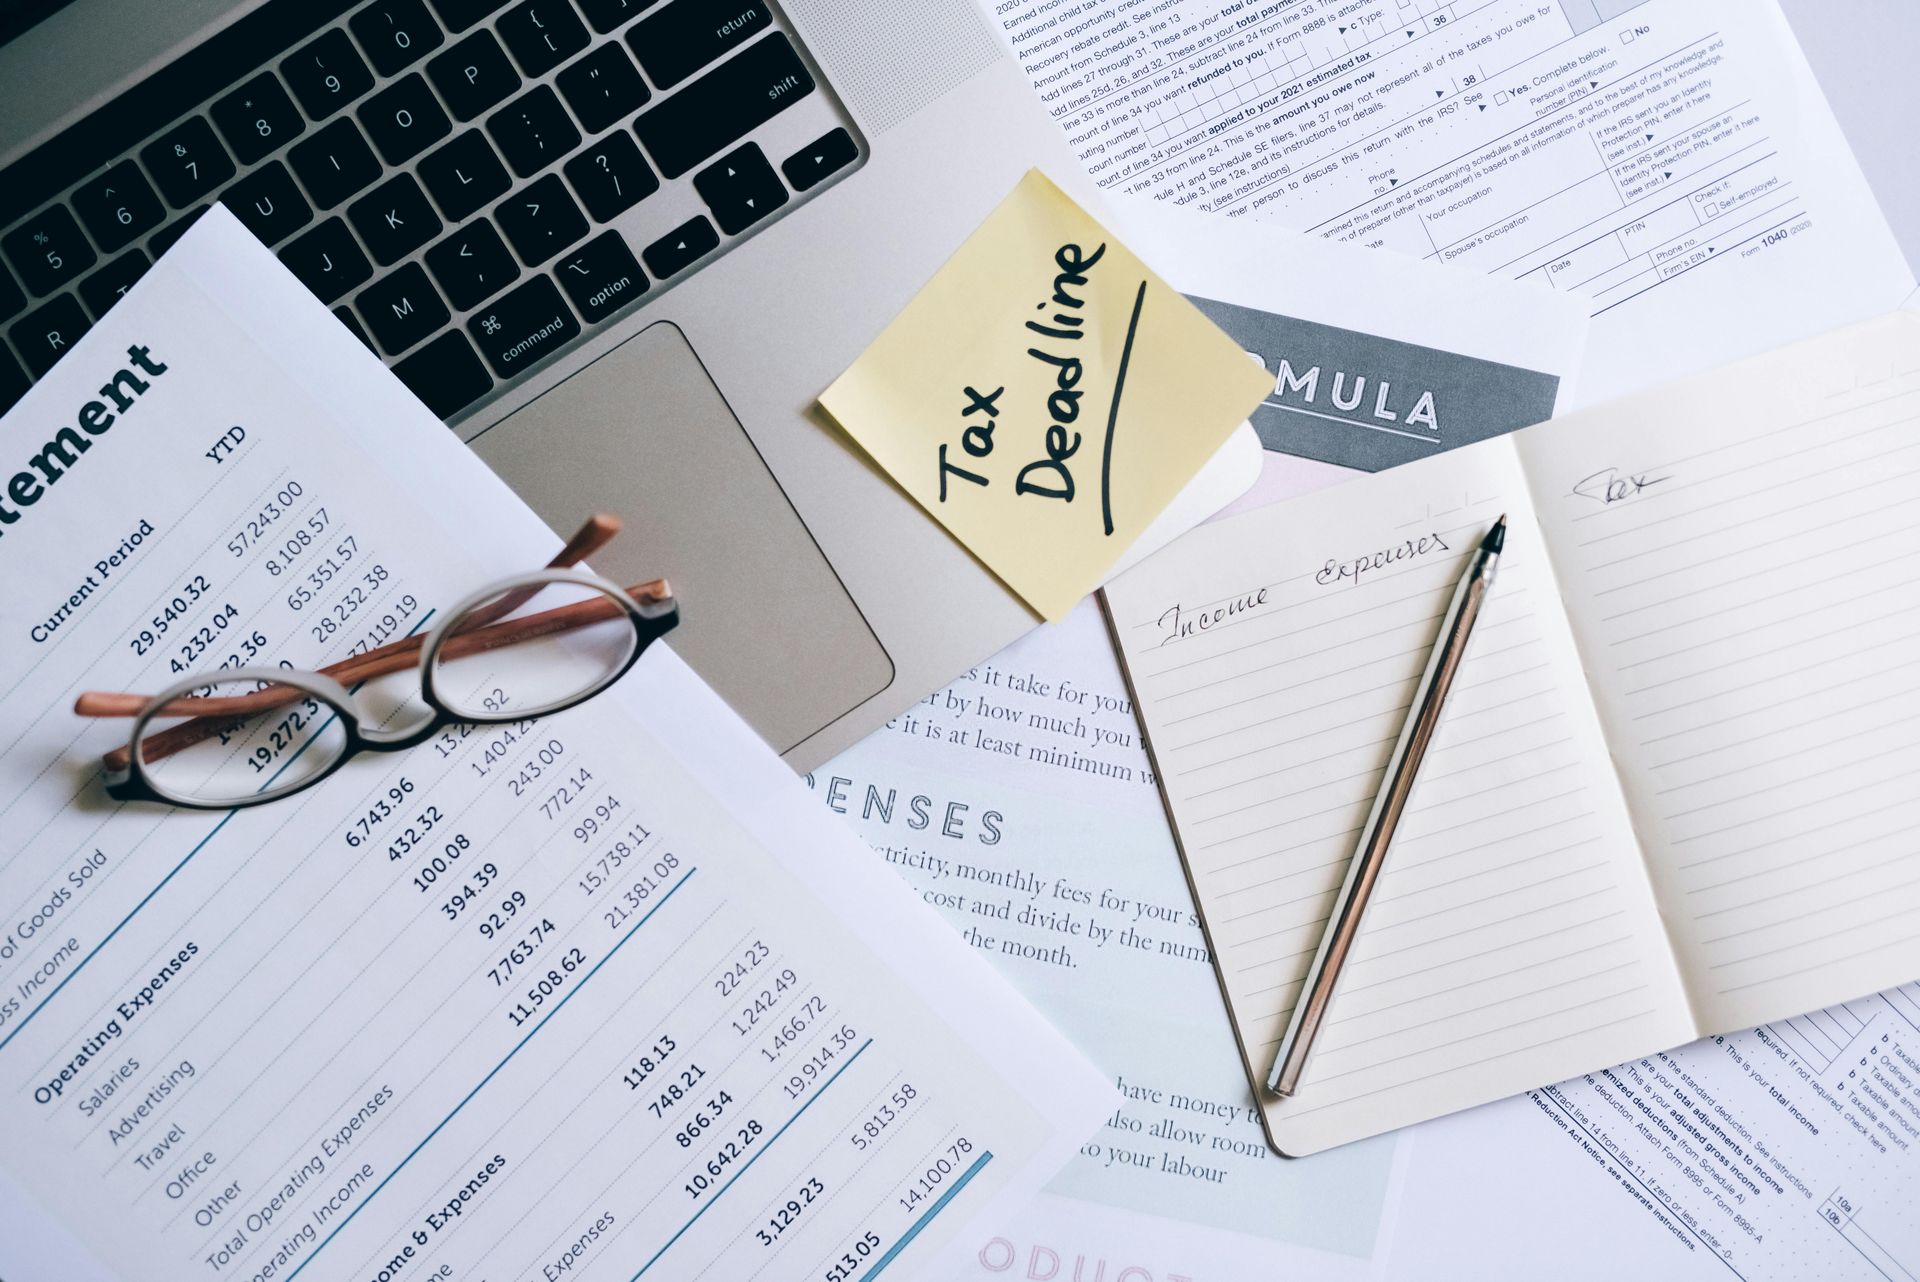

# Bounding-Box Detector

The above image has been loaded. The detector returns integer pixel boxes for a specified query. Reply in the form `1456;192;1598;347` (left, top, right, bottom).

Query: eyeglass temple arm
454;512;624;632
78;575;672;719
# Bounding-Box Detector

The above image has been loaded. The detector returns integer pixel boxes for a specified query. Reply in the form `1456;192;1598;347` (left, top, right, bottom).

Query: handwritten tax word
937;241;1106;509
1572;467;1672;506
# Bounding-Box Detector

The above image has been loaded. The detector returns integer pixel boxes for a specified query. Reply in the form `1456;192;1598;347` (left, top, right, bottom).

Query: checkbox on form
1621;29;1635;43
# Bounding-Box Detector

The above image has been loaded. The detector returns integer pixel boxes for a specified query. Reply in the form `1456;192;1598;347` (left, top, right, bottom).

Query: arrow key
426;217;521;309
781;127;857;193
641;215;718;280
693;142;787;236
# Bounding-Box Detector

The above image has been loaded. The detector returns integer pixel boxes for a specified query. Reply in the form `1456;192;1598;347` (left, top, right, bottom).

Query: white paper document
1390;981;1920;1280
0;209;1110;1281
1104;311;1920;1154
987;0;1915;401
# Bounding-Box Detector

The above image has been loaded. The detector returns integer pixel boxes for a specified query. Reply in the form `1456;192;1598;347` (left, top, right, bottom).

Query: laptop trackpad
467;322;893;755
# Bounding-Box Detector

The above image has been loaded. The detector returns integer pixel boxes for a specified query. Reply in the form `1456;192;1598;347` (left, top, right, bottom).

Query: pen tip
1480;515;1506;554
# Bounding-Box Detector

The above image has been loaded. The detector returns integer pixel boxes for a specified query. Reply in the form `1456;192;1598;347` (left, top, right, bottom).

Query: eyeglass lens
136;679;350;805
431;579;641;719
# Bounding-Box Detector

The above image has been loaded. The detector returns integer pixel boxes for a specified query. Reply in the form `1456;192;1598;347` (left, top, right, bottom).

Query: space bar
634;33;816;180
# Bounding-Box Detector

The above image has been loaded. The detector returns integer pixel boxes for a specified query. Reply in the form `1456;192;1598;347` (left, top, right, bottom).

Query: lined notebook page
1104;443;1692;1156
1522;312;1920;1033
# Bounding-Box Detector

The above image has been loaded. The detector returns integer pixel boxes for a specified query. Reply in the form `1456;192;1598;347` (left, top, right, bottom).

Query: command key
468;275;580;377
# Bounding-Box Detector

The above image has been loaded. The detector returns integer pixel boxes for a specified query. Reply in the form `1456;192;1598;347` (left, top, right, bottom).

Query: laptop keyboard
0;0;862;420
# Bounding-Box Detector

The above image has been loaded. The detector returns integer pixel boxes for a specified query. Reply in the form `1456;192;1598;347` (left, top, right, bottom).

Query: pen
1267;515;1507;1098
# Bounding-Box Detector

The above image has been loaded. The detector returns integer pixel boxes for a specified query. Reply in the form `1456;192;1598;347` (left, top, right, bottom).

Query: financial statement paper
0;208;1111;1282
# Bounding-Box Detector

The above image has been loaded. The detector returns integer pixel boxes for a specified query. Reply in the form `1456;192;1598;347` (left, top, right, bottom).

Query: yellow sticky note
818;169;1272;621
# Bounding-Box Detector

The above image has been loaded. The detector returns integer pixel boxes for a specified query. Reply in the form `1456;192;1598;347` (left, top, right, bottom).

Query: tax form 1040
995;0;1914;406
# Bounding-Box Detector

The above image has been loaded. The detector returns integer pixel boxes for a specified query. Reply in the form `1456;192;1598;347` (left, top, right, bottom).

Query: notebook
1102;312;1920;1155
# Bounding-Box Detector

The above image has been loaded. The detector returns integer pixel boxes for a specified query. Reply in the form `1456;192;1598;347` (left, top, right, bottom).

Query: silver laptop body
0;0;1092;769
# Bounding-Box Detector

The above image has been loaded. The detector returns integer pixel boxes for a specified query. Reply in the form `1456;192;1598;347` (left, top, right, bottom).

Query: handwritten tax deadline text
818;170;1271;621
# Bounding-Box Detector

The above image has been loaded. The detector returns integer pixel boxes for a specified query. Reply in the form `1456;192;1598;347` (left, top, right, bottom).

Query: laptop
0;0;1256;770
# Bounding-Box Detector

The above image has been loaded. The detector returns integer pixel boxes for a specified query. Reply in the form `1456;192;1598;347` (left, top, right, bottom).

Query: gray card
1186;294;1561;472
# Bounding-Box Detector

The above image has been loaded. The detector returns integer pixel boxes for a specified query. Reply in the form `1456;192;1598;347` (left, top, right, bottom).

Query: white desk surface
1782;0;1920;277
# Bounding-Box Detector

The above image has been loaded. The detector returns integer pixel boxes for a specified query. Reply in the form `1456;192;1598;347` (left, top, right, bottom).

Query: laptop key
428;30;523;122
427;0;512;32
576;0;656;33
0;265;23;322
563;132;657;221
418;132;513;221
282;29;375;120
640;215;718;279
350;0;446;76
555;230;646;322
495;173;589;265
498;0;591;78
349;173;444;264
149;207;208;258
693;141;786;235
70;162;166;255
289;119;383;209
11;294;90;377
556;42;649;135
280;218;375;303
2;206;96;296
359;73;454;164
633;33;814;179
627;0;770;90
78;250;151;319
487;85;582;178
467;273;579;377
426;219;521;309
394;329;493;417
355;262;451;354
225;162;315;246
334;306;375;351
782;127;857;192
140;118;237;209
212;72;308;166
0;345;28;415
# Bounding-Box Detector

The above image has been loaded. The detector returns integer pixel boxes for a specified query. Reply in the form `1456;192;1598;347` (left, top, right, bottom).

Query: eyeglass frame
76;516;676;810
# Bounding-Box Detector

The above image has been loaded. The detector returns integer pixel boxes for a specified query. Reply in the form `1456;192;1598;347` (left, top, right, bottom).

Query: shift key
634;33;814;179
468;274;579;376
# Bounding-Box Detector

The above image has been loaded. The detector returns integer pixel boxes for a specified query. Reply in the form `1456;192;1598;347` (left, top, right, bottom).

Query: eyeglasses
74;514;676;809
